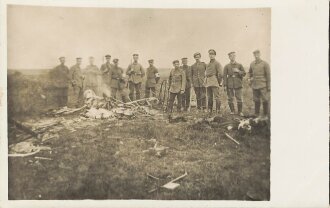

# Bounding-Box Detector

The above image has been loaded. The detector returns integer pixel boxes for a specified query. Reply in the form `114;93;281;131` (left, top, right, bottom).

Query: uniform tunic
223;62;246;89
205;59;223;87
68;64;84;107
191;62;206;88
169;68;186;93
84;65;100;90
100;62;113;86
49;64;70;88
248;59;270;90
109;66;124;89
145;66;159;88
126;62;145;84
180;65;192;89
69;64;84;88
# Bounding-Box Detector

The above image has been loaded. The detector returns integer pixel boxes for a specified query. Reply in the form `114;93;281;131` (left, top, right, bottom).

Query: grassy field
7;70;270;200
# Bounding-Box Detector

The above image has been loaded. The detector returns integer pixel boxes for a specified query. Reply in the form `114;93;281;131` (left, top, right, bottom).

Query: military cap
208;49;216;55
59;56;65;59
253;49;260;54
228;51;236;56
76;57;82;60
105;54;111;58
148;59;154;63
181;57;188;60
172;60;179;64
193;52;201;58
133;53;139;56
113;58;119;63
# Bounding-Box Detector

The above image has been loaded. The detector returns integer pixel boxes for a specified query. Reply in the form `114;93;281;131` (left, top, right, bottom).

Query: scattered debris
8;141;51;157
162;171;188;190
224;133;240;145
41;132;59;142
147;173;160;180
143;142;169;158
84;107;116;119
35;156;52;160
168;115;187;123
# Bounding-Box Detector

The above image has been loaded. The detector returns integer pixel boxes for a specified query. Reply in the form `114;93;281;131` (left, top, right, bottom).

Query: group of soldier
49;49;270;118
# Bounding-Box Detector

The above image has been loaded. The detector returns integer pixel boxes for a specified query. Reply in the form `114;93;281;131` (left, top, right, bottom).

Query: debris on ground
224;133;240;145
168;115;187;123
8;141;51;157
162;171;188;190
143;142;169;158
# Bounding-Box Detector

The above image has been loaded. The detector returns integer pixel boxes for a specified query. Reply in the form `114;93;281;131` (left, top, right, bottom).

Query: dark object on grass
168;115;187;123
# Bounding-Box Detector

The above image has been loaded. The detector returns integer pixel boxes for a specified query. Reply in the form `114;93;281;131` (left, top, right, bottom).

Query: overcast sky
7;5;270;69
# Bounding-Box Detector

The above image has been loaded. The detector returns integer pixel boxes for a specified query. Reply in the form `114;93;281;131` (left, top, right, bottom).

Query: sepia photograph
6;5;271;200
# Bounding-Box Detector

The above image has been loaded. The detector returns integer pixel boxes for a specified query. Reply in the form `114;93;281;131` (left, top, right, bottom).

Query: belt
227;75;237;78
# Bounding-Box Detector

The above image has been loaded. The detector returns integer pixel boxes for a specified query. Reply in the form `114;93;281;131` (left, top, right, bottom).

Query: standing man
180;57;192;111
145;59;160;98
126;53;145;101
49;56;70;107
167;60;186;113
191;52;206;112
248;50;271;118
100;54;112;96
69;57;85;108
223;52;246;116
84;56;100;95
205;49;223;114
109;58;130;102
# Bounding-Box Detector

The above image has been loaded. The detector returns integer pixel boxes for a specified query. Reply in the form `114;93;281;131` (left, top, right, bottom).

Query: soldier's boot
215;101;221;114
237;102;244;117
263;101;269;118
229;103;235;115
254;102;261;117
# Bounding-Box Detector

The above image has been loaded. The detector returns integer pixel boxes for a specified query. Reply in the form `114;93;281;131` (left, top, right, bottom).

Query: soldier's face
182;59;188;65
106;57;111;62
133;55;139;61
254;53;261;60
89;58;94;65
229;54;236;62
59;58;65;64
209;53;216;59
149;62;154;67
77;59;82;65
174;62;180;68
194;55;201;61
114;62;118;66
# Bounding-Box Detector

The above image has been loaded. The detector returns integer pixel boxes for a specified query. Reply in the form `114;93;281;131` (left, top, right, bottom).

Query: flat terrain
7;70;270;200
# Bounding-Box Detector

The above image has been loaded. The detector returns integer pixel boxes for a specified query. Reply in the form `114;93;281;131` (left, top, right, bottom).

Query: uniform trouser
253;87;270;115
181;88;191;111
111;87;129;103
128;82;142;101
227;88;243;112
145;87;156;98
206;86;221;111
193;87;206;110
70;85;83;108
167;92;182;113
54;87;68;107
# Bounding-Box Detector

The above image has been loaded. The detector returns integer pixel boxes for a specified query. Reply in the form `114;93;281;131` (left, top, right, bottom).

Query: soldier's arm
264;62;271;90
69;67;76;85
216;62;223;86
126;65;132;75
239;64;246;77
248;64;253;78
181;70;186;92
223;65;228;86
140;65;145;77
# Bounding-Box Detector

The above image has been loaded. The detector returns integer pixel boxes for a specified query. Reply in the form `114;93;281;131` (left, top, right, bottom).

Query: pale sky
7;5;270;69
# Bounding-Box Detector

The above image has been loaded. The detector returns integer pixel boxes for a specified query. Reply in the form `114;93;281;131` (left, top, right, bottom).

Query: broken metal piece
224;133;240;145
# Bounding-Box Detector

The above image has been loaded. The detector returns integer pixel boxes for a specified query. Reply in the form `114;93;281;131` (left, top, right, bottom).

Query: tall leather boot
229;103;235;114
216;101;221;114
255;102;260;117
237;102;244;116
263;101;269;117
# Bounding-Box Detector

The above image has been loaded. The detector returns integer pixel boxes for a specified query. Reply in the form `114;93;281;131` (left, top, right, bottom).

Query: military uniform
223;61;246;113
180;64;192;111
100;62;113;89
167;66;186;113
84;64;100;95
249;58;270;116
191;61;206;110
145;65;159;98
49;64;70;107
109;64;129;102
126;62;145;100
205;59;223;112
68;64;84;108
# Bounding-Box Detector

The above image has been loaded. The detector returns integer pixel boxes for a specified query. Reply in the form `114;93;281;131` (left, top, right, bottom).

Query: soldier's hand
180;90;185;94
224;86;227;92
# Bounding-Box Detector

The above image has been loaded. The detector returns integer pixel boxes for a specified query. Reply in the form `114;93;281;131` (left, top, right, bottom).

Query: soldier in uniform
191;52;207;111
205;49;223;114
126;53;145;101
180;57;192;111
109;58;129;102
100;54;113;95
167;60;186;113
223;52;246;116
48;56;70;107
145;59;160;98
68;57;85;108
84;56;100;95
248;50;271;118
